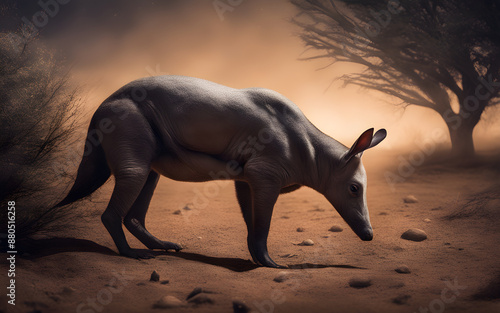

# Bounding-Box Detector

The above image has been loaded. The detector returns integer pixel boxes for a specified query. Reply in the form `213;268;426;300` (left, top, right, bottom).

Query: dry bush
0;32;83;241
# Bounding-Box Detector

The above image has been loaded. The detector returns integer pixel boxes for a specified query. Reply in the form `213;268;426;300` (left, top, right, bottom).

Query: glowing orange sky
65;0;499;152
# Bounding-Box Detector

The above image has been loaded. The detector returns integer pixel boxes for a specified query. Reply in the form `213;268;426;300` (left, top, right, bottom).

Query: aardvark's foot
161;241;183;252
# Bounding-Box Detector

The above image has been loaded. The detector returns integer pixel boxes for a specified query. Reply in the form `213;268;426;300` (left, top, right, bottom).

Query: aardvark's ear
343;128;387;163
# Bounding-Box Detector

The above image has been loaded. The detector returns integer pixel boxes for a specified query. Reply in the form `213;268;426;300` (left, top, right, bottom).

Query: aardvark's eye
349;184;359;194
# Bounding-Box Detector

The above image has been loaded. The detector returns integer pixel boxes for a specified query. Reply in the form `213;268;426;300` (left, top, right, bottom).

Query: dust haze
6;0;499;153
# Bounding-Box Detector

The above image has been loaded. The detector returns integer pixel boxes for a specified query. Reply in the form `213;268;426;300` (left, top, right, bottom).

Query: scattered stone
186;287;203;300
279;253;298;258
296;227;305;232
401;229;427;242
161;280;170;285
423;218;431;223
403;195;418;203
348;278;372;289
395;265;411;274
297;239;314;246
45;292;61;302
273;271;291;283
183;205;192;211
197;236;202;240
392;294;411;305
173;210;182;215
61;287;76;295
153;296;185;309
378;212;388;216
321;235;330;239
458;248;464;251
233;300;251;313
188;294;214;305
328;225;343;232
150;270;160;282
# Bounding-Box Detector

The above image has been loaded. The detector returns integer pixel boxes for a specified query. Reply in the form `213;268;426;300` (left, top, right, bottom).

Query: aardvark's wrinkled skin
57;75;386;268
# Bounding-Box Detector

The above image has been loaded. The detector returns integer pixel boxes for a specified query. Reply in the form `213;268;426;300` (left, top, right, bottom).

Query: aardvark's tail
56;125;111;208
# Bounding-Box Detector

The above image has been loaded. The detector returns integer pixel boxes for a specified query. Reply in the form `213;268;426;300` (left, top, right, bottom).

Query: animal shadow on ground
16;238;368;273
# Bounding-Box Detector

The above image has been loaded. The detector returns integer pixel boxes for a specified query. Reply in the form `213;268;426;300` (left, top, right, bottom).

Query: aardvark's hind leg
124;170;182;252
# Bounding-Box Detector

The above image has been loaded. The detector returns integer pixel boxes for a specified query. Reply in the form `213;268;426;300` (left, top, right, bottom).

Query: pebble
392;294;411;305
279;253;298;258
328;225;343;232
395;265;411;274
296;227;305;232
188;294;214;305
173;210;182;215
233;300;251;313
273;271;291;283
150;270;160;282
161;280;170;285
183;205;192;211
153;296;185;309
61;287;76;295
401;229;427;242
424;218;431;223
297;239;314;246
186;287;203;300
403;195;418;203
348;278;372;289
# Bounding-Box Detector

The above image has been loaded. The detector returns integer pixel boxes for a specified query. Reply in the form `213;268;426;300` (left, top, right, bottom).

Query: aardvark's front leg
236;171;284;268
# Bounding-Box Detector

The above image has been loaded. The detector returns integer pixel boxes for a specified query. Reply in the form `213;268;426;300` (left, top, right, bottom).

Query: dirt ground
4;151;500;313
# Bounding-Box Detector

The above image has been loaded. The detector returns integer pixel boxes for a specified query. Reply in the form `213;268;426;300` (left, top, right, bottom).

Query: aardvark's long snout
357;227;373;241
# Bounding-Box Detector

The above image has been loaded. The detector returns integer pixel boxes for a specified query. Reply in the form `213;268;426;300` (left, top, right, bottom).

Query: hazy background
2;0;500;152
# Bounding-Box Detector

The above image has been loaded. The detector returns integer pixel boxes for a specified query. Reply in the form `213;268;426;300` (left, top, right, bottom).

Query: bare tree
0;32;83;240
291;0;500;157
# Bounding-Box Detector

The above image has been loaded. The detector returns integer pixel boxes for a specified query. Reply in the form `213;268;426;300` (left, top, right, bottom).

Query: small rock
150;270;160;282
392;294;411;305
348;278;372;289
403;195;418;203
395;265;411;274
197;236;202;240
161;280;170;285
423;218;431;223
173;210;182;215
378;212;388;216
186;287;203;300
188;294;214;305
46;292;61;302
297;239;314;246
296;227;305;232
279;253;297;258
183;205;192;211
273;271;291;283
321;235;330;239
401;229;427;242
61;287;76;295
328;225;343;232
233;300;251;313
153;296;185;309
